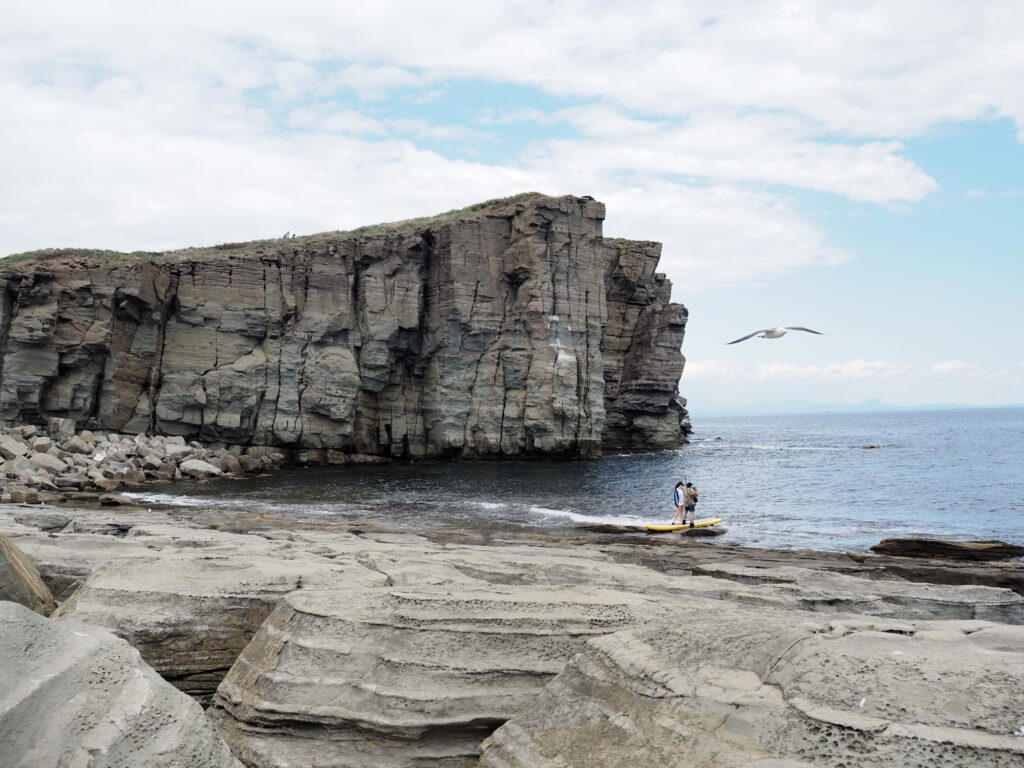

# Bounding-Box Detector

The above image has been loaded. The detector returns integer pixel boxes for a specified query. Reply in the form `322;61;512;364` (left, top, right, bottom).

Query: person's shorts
685;505;695;512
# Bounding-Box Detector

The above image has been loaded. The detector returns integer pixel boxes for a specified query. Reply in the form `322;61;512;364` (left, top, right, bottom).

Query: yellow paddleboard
646;517;723;533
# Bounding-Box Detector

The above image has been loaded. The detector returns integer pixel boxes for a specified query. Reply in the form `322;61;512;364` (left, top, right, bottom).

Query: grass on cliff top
0;192;557;269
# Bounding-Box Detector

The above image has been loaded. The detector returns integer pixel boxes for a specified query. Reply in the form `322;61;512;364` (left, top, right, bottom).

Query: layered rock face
0;194;688;459
209;585;661;767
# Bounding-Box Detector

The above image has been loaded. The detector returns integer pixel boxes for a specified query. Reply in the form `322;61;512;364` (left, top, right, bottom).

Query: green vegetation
0;192;559;269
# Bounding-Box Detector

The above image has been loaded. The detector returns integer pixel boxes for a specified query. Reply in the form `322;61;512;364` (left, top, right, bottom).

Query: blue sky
2;2;1022;412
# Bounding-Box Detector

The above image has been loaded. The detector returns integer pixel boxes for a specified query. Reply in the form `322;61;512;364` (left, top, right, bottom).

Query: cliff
0;194;688;460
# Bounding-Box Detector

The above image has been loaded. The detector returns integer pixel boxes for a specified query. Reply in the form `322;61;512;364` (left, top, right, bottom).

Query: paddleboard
646;517;723;533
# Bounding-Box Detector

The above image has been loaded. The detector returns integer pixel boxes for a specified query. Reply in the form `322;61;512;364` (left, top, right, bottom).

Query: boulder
164;443;195;459
62;434;92;454
29;435;52;451
218;450;243;475
209;585;662;767
480;605;1024;767
0;534;56;615
0;602;241;768
0;435;29;460
180;458;223;477
28;451;68;473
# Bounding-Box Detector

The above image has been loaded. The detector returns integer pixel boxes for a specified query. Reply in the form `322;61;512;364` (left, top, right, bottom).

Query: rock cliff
0;194;689;459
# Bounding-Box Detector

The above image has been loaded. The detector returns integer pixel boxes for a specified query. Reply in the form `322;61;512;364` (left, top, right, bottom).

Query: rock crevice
0;194;689;458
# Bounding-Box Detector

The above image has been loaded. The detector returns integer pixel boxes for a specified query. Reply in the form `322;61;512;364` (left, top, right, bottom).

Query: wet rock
0;602;242;768
98;493;135;506
871;538;1024;561
0;534;56;615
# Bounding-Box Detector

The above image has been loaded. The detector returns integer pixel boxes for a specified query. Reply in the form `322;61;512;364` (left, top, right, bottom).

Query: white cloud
931;360;974;374
683;358;912;382
3;0;1024;291
682;360;744;380
754;359;912;381
541;108;938;203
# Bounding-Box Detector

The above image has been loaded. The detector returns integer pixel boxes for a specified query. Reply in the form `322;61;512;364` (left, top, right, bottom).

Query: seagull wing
785;326;824;335
726;329;771;345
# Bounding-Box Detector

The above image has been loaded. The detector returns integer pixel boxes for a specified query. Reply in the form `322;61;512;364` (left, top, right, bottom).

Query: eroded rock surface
0;194;689;458
0;533;55;614
208;585;663;767
53;548;388;700
480;606;1024;767
0;601;241;768
6;501;1024;766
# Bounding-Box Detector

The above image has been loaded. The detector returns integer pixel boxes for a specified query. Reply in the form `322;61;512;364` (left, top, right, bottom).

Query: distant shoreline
691;402;1024;418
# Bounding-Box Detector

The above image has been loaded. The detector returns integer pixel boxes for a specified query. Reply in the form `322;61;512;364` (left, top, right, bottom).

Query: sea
130;407;1024;553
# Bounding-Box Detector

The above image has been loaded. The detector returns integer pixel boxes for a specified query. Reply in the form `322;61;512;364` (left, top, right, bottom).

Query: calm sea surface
133;407;1024;553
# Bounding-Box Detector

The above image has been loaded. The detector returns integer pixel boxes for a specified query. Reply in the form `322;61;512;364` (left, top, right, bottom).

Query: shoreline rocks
3;501;1024;766
0;419;286;504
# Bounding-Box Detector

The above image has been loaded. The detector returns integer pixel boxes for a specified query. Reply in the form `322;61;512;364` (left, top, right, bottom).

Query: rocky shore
3;498;1024;766
0;417;287;505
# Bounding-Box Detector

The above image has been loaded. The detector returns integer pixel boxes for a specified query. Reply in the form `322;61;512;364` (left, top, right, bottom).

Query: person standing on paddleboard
672;481;686;524
683;482;699;527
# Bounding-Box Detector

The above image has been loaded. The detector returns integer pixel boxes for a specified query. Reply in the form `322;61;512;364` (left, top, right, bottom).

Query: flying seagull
727;326;824;345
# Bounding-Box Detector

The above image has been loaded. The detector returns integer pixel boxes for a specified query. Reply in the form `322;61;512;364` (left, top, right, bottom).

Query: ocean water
132;407;1024;553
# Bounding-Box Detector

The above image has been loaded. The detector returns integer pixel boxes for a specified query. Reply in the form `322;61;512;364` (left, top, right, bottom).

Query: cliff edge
0;194;688;460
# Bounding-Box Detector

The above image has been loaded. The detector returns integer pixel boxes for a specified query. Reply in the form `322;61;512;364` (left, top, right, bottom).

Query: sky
2;1;1022;414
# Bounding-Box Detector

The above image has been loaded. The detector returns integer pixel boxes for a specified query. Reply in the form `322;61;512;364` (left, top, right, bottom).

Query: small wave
124;492;221;507
470;501;508;510
691;442;844;452
528;505;646;528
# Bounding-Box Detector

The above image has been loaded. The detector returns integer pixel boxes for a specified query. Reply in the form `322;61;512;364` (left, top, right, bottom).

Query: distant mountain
691;399;1024;417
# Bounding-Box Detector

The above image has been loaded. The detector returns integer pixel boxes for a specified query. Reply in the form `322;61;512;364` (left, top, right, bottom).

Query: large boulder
480;603;1024;767
0;601;241;768
0;534;55;615
209;585;663;767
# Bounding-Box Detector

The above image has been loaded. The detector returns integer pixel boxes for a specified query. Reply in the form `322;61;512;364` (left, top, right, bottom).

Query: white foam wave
124;492;218;507
691;442;843;452
528;505;646;528
471;501;507;510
